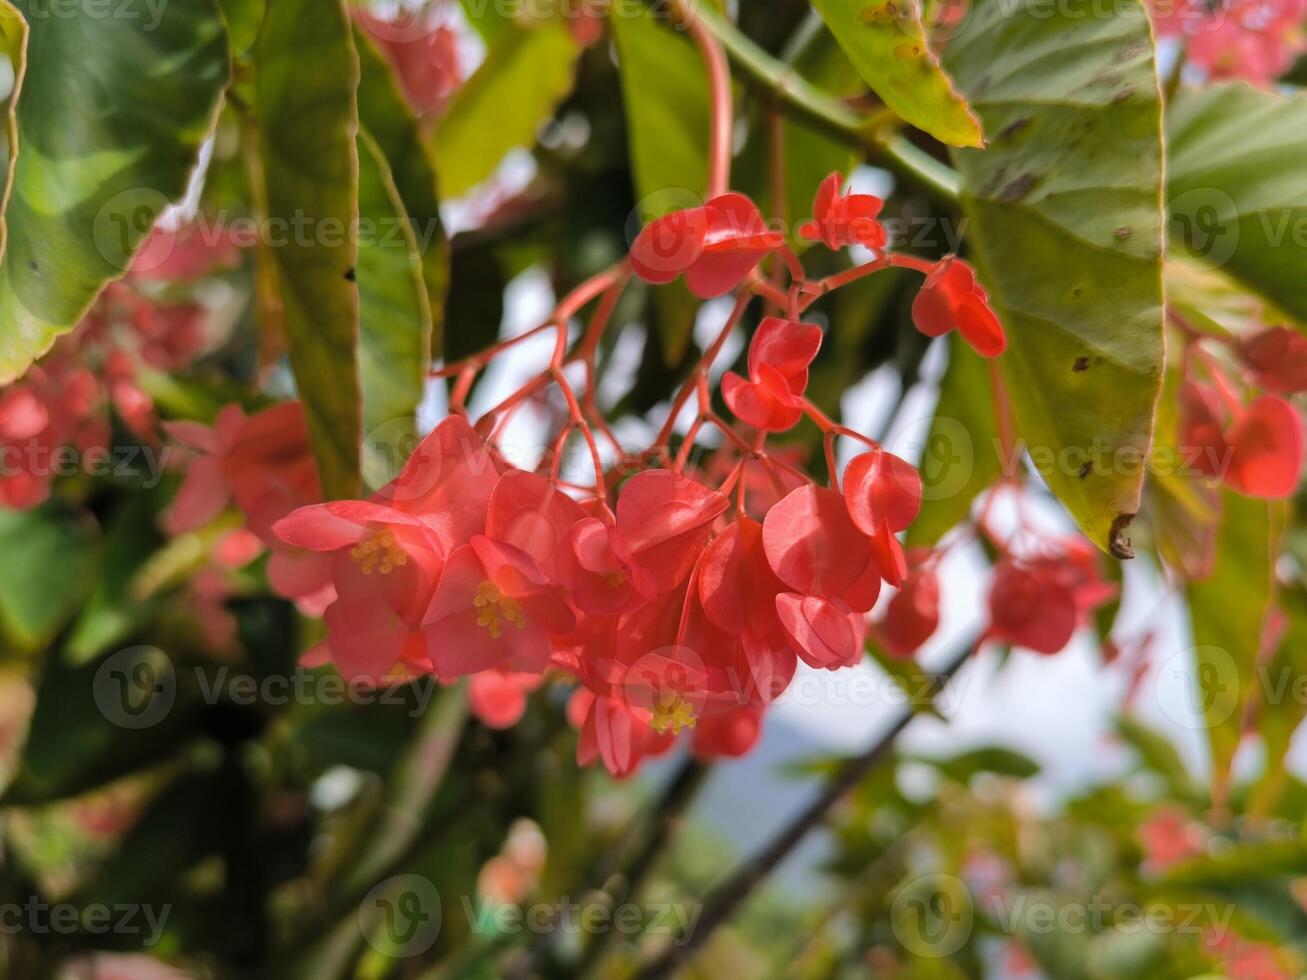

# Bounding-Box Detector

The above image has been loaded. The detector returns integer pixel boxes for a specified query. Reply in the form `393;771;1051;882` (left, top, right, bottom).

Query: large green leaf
908;335;1004;547
1187;493;1282;800
0;0;228;382
356;130;432;490
611;5;709;363
1167;84;1307;326
810;0;982;147
1250;585;1307;815
355;27;449;356
253;0;362;500
431;21;578;198
943;0;1165;557
0;506;98;653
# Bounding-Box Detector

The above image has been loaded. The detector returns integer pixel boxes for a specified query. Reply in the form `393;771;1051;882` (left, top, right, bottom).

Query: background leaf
0;0;228;382
1166;84;1307;326
432;21;578;198
944;0;1165;556
356;130;433;489
1187;493;1282;799
355;27;449;356
0;506;98;653
253;0;362;500
810;0;983;147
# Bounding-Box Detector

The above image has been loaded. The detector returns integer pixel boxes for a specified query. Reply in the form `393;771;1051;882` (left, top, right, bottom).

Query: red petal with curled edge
630;206;709;285
748;317;823;392
699;517;785;636
683;193;781;298
1226;395;1305;499
762;485;872;596
486;469;585;578
843;449;923;536
911;285;956;338
775;593;863;670
868;520;908;588
617;470;729;553
880;569;941;657
955;293;1007;358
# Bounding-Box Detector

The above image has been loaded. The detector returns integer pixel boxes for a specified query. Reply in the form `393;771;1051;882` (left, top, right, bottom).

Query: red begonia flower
987;559;1079;655
799;172;888;250
485;469;585;582
911;258;1007;357
1178;381;1230;481
424;535;575;677
630;193;782;299
691;705;764;760
1225;394;1304;499
723;317;823;432
378;415;500;550
570;687;675;779
614;469;729;592
775;593;867;670
558;517;656;615
468;669;545;729
763;485;873;598
880;565;941;657
843;448;923;536
1240;326;1307;394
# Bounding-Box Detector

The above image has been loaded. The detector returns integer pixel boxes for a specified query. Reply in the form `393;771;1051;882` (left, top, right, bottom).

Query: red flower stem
797;255;893;313
776;244;805;283
551;366;607;496
747;274;791;311
428;322;555;379
989;361;1020;474
633;636;980;980
654;292;753;448
551;265;629;367
1191;342;1244;416
677;0;733;198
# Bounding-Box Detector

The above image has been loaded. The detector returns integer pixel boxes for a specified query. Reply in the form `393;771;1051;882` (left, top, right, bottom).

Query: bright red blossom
799;172;888;250
722;317;823;431
911;258;1006;358
630;193;783;298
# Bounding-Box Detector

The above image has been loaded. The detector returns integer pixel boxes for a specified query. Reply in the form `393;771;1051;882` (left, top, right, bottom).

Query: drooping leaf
0;506;99;653
1167;84;1307;326
810;0;983;148
0;0;228;382
355;26;449;356
944;0;1165;557
908;335;1004;547
1187;492;1283;800
253;0;362;500
431;21;578;198
611;5;709;363
356;129;433;490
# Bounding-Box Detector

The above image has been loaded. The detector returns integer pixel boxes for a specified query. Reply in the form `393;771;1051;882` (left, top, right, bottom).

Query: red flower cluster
877;525;1114;658
0;226;235;511
1149;0;1307;86
266;410;925;776
354;8;463;117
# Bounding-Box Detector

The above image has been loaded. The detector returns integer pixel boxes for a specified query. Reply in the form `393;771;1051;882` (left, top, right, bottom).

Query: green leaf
253;0;362;500
809;0;983;147
0;506;99;653
908;335;1004;547
432;21;578;198
0;0;228;382
910;745;1040;782
611;5;708;363
218;0;264;56
356;129;433;489
1113;715;1204;805
943;0;1165;557
1250;584;1307;815
1166;84;1307;326
1187;492;1282;799
355;26;449;356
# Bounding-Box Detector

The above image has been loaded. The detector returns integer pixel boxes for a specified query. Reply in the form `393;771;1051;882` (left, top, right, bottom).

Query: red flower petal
843;449;923;536
1226;394;1304;499
762;485;873;597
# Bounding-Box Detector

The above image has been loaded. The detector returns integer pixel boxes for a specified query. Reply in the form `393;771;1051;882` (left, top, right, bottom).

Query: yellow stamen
649;692;697;735
349;529;408;575
604;570;628;588
473;581;526;639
